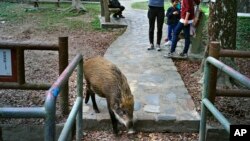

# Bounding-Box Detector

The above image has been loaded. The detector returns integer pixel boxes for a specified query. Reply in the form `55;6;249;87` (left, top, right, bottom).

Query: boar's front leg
108;104;118;135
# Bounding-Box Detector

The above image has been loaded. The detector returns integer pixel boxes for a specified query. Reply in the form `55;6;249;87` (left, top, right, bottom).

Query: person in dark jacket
109;0;125;18
166;0;200;58
164;0;180;46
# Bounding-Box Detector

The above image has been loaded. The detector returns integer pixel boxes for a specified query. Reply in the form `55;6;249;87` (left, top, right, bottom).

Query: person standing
167;0;200;57
147;0;165;51
164;0;181;47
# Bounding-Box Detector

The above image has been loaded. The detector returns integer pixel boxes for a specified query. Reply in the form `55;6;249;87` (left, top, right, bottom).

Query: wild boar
83;56;135;135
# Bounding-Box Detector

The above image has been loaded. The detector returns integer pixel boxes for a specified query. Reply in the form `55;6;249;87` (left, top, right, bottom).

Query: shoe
113;14;118;19
164;52;174;58
147;44;154;50
164;41;172;46
156;44;161;51
119;15;125;18
179;52;188;58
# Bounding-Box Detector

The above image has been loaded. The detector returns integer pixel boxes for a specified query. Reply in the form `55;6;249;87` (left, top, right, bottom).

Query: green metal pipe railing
0;54;83;141
202;98;230;132
58;57;83;141
0;107;46;118
44;54;83;141
199;56;250;141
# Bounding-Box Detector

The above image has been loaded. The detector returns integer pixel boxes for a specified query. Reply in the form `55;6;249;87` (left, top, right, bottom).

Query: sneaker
156;44;161;51
119;15;125;18
147;44;154;50
164;41;172;46
179;52;188;58
113;14;118;19
164;52;174;58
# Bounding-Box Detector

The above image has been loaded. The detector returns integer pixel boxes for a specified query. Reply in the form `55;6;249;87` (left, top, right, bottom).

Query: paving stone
143;105;160;113
134;101;142;111
83;105;90;113
155;114;176;121
145;94;160;106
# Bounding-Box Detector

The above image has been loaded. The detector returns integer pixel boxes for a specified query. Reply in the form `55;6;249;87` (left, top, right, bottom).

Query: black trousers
109;5;125;16
148;6;165;45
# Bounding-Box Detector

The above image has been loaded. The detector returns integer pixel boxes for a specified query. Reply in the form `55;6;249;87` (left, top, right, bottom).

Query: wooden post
59;37;69;115
208;41;220;103
16;48;25;85
103;0;111;22
100;0;105;17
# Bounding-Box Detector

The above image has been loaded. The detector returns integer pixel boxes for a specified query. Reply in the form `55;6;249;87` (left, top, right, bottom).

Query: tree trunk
200;0;237;88
71;0;87;13
208;0;237;49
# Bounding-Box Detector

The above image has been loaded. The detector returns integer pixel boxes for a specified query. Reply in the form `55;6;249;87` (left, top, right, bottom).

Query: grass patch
0;2;26;22
131;1;209;15
131;1;148;10
0;2;102;31
131;1;171;10
237;17;250;50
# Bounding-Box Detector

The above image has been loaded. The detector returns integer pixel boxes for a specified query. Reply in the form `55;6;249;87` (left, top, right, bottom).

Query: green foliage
200;3;209;15
237;17;250;50
0;2;102;31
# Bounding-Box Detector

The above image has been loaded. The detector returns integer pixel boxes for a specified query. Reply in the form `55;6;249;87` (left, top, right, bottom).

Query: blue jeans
170;22;191;54
167;23;177;41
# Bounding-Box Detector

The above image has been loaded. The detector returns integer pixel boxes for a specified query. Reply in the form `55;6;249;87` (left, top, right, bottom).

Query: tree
71;0;87;12
62;0;86;13
198;0;237;88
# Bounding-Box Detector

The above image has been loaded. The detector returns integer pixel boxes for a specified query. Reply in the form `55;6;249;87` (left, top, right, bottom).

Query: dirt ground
0;4;250;141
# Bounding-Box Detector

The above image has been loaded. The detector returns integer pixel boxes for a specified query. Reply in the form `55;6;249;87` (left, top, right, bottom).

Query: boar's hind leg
90;92;100;113
85;87;100;113
108;105;118;135
84;89;90;104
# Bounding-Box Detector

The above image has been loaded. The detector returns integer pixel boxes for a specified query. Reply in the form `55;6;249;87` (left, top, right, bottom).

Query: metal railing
0;54;83;141
199;56;250;141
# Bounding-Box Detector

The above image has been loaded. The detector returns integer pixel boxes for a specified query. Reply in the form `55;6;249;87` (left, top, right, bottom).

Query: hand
184;19;188;26
173;11;178;15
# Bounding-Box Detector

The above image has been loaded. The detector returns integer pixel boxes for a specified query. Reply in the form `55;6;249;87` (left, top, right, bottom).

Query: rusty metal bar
208;41;220;103
16;48;25;85
0;42;58;50
0;82;51;90
220;49;250;58
58;37;69;115
216;88;250;97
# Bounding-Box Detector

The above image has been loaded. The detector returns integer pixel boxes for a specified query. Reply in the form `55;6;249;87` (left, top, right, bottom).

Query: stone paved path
83;0;200;132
